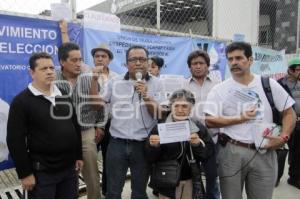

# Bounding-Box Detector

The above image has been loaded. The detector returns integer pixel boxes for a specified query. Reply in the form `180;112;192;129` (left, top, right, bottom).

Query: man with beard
204;42;296;199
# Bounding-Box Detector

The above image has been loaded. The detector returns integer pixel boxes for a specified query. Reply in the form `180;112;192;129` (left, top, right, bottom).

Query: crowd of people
4;21;300;199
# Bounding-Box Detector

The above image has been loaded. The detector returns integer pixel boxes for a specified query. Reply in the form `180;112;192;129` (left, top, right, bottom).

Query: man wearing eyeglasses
55;42;102;199
90;45;162;199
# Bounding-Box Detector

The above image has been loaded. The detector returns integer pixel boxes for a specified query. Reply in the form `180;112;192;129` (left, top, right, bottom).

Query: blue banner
83;29;227;80
224;46;287;79
251;47;287;79
83;28;195;77
192;39;227;80
0;14;63;103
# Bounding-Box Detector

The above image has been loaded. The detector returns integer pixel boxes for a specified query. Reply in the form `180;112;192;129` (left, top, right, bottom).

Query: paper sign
226;89;258;109
158;121;190;144
51;3;72;21
83;10;120;33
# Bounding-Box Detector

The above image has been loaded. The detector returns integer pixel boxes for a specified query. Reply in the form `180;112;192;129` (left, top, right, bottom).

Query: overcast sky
0;0;105;15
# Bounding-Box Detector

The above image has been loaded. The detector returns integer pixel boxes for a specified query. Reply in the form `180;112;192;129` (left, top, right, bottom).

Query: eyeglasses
127;57;148;63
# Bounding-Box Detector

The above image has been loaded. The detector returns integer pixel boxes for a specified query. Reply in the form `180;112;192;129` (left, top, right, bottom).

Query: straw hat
91;43;113;60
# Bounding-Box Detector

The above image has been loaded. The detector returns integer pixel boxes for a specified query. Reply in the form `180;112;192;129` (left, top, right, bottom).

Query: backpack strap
261;76;275;109
261;76;281;124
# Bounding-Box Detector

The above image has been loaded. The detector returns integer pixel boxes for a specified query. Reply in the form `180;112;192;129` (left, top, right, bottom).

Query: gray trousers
217;143;277;199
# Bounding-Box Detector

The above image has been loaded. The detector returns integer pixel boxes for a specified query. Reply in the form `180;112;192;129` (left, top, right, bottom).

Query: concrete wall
213;0;260;44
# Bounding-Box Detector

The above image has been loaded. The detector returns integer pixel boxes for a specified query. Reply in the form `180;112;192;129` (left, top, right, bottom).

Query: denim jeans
203;144;220;199
106;137;149;199
205;176;221;199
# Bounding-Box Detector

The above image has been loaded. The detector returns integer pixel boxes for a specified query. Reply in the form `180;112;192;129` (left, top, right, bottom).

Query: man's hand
95;127;105;143
149;135;160;147
21;174;36;191
135;81;148;99
263;135;285;150
92;66;104;81
75;160;84;172
241;106;257;122
59;20;68;33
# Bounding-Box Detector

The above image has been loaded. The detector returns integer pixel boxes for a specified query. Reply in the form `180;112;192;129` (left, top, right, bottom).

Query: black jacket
145;117;214;199
7;88;82;179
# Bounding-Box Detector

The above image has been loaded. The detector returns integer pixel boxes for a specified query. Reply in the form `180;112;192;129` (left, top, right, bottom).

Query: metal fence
1;0;300;53
114;0;212;37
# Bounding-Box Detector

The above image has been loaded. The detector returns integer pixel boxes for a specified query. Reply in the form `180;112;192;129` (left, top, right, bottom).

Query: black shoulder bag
151;143;186;188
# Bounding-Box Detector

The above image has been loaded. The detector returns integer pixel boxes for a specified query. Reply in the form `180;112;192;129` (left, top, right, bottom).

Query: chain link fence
1;0;300;53
102;0;300;53
114;0;212;36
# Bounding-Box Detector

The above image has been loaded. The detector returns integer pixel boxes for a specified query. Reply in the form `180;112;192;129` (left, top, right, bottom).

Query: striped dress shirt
55;70;103;131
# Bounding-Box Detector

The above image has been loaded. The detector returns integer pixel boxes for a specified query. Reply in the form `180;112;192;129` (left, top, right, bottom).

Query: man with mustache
7;52;83;199
204;42;296;199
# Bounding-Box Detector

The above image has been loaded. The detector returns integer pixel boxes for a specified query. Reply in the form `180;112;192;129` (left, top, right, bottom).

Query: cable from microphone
135;71;149;135
135;71;143;100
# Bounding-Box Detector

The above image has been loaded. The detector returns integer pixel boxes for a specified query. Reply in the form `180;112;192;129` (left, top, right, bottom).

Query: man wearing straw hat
91;43;118;197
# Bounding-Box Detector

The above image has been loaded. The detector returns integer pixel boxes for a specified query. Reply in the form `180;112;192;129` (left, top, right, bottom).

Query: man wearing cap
277;58;300;189
91;44;118;197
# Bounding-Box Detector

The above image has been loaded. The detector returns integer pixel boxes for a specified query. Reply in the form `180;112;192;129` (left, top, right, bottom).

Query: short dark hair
225;42;252;59
58;42;80;61
169;89;195;107
29;52;53;70
150;56;164;68
126;45;149;63
187;50;210;68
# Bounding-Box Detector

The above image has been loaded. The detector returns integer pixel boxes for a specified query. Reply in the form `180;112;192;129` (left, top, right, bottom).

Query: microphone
135;71;143;100
135;71;143;82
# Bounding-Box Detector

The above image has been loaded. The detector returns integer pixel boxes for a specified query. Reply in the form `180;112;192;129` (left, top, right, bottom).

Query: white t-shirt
0;98;9;162
203;74;295;143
